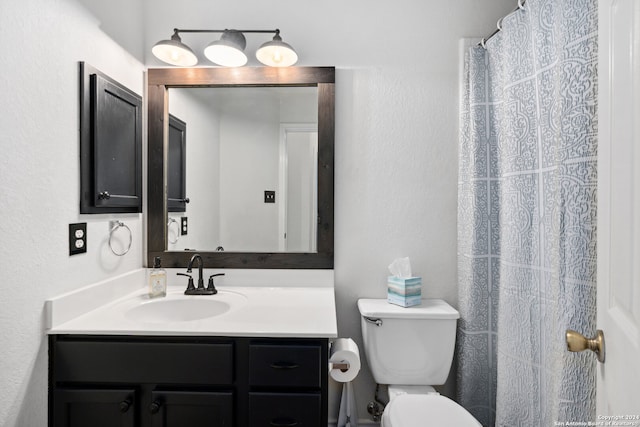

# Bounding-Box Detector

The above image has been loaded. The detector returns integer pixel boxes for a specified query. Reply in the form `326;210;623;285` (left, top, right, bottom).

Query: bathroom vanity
50;335;327;426
48;65;338;426
46;269;337;427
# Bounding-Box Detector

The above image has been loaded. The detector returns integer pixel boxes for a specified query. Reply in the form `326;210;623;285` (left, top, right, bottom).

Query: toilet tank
357;299;459;385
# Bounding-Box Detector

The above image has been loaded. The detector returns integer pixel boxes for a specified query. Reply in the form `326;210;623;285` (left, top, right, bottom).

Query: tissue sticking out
387;257;422;307
388;257;412;278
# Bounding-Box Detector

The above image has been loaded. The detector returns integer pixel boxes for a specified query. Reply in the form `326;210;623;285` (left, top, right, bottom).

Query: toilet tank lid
357;299;459;319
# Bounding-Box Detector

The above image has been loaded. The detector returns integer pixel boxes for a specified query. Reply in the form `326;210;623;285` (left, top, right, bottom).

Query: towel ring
109;221;132;256
167;218;180;244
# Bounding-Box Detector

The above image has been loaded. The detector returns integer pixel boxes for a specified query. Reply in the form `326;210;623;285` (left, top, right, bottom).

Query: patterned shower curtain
456;0;598;425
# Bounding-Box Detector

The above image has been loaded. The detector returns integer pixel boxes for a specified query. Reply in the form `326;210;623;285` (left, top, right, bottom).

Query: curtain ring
480;38;487;49
109;221;132;256
497;17;504;31
167;218;180;244
518;0;525;10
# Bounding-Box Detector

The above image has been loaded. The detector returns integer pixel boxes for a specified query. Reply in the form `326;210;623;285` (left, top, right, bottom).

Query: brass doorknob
566;329;605;363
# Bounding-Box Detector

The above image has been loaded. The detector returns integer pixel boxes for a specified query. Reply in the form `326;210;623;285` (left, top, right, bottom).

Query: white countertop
46;269;338;338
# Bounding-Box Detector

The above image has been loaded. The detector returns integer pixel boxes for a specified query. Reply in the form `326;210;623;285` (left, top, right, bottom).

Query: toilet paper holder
329;338;360;379
330;361;351;372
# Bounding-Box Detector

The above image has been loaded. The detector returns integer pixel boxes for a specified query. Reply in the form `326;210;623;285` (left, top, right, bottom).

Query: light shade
204;30;248;67
152;31;198;66
256;33;298;67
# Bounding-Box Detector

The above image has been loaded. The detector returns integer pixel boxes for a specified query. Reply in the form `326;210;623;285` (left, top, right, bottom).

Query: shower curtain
456;0;598;425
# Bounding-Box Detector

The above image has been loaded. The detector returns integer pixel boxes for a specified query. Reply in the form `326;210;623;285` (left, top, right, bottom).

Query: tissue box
387;276;422;307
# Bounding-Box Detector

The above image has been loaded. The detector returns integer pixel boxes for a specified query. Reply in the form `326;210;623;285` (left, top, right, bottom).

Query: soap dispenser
149;256;167;298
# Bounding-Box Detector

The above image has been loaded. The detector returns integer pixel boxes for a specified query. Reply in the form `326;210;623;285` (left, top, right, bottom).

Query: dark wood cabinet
53;388;233;427
149;390;233;427
53;389;136;427
249;343;323;388
80;62;143;214
249;392;322;427
167;115;188;213
49;335;328;427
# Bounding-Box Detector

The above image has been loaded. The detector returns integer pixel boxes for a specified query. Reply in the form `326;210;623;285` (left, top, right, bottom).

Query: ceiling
77;0;516;69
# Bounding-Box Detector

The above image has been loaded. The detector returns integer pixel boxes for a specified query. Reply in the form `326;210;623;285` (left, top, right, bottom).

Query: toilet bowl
357;298;480;427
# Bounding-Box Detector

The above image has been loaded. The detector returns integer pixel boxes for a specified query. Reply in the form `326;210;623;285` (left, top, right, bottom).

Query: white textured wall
0;1;145;426
168;89;221;251
219;97;281;251
0;0;515;425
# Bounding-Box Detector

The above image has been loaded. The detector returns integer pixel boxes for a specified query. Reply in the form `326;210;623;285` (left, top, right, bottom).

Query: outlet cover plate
69;223;87;255
181;217;188;235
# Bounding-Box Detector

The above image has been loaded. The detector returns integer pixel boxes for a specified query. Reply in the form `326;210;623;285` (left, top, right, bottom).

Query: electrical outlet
69;223;87;255
264;190;275;203
181;217;188;235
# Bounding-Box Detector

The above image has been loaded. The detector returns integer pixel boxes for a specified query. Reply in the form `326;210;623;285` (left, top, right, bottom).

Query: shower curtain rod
478;0;526;48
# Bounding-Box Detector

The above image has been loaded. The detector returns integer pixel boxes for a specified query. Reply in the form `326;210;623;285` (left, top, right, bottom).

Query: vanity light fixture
151;29;198;66
256;31;298;67
152;28;298;67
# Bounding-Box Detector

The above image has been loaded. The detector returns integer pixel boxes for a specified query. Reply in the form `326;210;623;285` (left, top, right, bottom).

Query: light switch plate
264;190;275;203
69;223;87;255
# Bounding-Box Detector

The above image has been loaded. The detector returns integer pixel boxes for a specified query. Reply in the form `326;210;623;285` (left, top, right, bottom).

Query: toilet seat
381;394;481;427
388;384;436;399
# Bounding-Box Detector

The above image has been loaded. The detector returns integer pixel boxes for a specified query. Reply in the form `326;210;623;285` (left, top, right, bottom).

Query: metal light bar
152;28;298;67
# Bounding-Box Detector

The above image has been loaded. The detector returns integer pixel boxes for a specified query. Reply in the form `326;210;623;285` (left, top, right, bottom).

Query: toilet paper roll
329;338;361;383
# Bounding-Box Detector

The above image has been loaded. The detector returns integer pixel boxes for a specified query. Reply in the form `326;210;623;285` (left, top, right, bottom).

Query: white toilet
357;298;481;427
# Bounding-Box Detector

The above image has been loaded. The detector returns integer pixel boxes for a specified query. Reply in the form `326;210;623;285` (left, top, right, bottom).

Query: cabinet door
149;391;233;427
167;114;187;213
92;72;142;210
53;388;135;427
79;62;142;213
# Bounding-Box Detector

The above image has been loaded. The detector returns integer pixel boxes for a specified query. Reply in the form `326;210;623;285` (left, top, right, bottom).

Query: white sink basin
124;292;245;323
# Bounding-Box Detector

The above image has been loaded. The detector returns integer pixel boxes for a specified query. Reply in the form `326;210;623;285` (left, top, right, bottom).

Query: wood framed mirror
147;67;334;268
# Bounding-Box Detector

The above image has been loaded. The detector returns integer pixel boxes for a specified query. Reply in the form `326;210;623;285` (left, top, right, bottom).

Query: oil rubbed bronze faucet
187;254;204;289
178;254;224;295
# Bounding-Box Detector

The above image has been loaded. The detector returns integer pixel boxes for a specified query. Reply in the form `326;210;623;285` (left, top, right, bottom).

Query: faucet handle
207;273;225;294
177;272;195;292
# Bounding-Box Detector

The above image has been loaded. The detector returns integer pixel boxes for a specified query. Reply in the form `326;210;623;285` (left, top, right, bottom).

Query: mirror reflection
167;86;318;253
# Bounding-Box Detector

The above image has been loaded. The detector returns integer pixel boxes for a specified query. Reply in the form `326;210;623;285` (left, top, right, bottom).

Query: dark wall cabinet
80;62;143;213
167;115;188;213
49;335;329;427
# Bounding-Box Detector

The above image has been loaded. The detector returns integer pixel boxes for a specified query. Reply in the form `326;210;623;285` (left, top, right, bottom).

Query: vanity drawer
248;392;322;427
53;339;233;385
249;343;322;388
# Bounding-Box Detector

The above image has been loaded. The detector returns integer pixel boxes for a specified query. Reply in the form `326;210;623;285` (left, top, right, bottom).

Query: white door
278;124;318;252
597;0;640;414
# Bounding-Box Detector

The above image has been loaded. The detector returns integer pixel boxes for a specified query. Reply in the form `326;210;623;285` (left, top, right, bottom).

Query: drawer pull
270;361;300;370
270;418;299;427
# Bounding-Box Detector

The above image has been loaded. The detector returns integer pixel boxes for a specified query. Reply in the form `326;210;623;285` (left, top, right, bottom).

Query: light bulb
272;50;282;64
